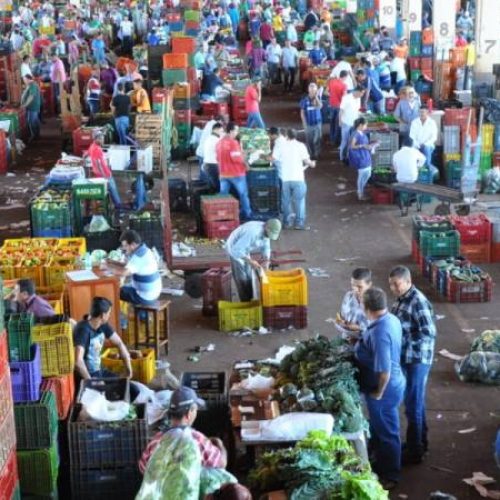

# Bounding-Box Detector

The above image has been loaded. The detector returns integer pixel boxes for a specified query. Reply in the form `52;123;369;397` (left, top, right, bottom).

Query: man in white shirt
202;122;223;191
392;137;427;183
270;127;287;179
330;59;356;90
266;38;282;84
389;55;407;94
10;28;24;51
409;107;439;179
20;55;32;79
274;129;316;230
281;39;299;92
339;87;365;162
120;17;134;55
195;115;225;181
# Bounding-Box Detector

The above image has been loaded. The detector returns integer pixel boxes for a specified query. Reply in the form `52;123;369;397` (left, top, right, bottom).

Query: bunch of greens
471;330;500;354
248;431;387;500
277;336;367;433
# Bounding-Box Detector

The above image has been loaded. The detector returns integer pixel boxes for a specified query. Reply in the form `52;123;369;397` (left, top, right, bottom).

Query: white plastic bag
259;412;334;441
240;374;275;391
79;388;130;422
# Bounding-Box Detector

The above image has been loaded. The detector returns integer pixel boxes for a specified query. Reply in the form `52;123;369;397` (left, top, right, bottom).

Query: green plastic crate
0;112;19;135
479;153;492;175
14;390;58;449
162;69;188;86
410;69;422;81
30;199;72;234
419;230;461;258
17;441;59;496
446;160;462;189
409;45;421;57
7;313;34;362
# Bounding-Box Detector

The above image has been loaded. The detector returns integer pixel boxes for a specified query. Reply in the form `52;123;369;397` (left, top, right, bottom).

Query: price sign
433;0;455;57
379;0;397;29
475;0;500;73
408;0;422;31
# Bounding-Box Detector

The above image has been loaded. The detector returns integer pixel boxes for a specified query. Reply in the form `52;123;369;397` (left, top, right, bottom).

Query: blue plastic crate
32;227;72;238
421;44;433;57
186;29;200;37
169;21;184;31
247;168;279;188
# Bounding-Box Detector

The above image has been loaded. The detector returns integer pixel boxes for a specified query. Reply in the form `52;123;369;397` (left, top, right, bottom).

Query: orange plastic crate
41;374;75;420
491;242;500;263
173;82;191;99
163;53;188;69
172;37;197;54
460;241;491;264
450;48;467;67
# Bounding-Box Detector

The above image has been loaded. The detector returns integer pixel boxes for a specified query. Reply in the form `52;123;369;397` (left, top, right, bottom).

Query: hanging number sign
432;0;455;58
379;0;397;29
408;0;422;31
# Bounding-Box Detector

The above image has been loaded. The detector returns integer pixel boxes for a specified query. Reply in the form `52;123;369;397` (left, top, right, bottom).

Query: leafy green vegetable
471;330;500;354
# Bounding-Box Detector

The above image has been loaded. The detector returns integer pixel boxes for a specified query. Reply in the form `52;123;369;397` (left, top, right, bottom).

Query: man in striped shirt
138;386;227;474
108;230;161;305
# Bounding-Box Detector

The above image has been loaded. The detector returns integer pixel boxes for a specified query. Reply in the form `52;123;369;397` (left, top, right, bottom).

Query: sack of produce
136;427;202;500
456;351;500;385
200;468;237;497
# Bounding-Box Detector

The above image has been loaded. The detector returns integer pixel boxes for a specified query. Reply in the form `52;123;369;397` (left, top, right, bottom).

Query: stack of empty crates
202;268;232;316
261;269;308;330
69;378;147;500
200;194;240;239
0;277;20;499
8;313;60;498
369;130;399;204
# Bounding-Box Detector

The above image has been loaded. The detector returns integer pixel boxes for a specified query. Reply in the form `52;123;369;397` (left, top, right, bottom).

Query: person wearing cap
139;386;227;474
129;78;151;113
21;74;42;141
225;219;282;301
85;131;122;207
245;77;266;129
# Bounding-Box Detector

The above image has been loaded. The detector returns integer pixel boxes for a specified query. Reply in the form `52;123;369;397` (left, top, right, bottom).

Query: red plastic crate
0;409;15;473
232;108;248;122
185;20;200;30
446;276;492;303
152;87;170;103
231;95;246;108
491;242;500;263
0;449;17;500
172;37;197;54
0;369;12;426
41;373;75;420
420;57;433;71
203;219;240;239
408;57;421;70
263;306;308;330
174;109;192;124
450;214;491;244
187;67;198;81
0;330;7;379
444;107;476;126
460;241;491;264
371;186;394;205
163;53;188;69
166;12;181;22
411;239;419;262
201;101;218;116
201;196;239;222
202;268;232;316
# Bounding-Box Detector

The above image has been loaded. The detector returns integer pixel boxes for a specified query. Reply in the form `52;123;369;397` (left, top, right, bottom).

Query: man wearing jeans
274;129;315;230
111;83;131;145
245;77;266;129
265;38;282;84
216;122;252;221
339;87;364;162
389;266;436;465
20;74;41;141
327;70;348;146
409;107;439;180
299;83;323;160
281;39;298;92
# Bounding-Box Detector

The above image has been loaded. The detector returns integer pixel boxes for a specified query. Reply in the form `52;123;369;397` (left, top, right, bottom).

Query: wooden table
65;269;121;334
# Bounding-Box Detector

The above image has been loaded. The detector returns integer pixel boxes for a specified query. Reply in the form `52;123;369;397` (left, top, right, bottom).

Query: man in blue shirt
225;219;282;301
357;67;385;115
389;266;436;465
309;41;326;66
355;287;405;490
299;82;323;160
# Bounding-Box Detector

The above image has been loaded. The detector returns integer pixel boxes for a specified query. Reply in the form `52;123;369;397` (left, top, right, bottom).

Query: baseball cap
169;386;206;410
265;218;282;241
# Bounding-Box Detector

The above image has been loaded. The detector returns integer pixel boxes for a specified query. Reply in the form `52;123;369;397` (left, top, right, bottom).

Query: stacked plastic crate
30;186;73;238
480;124;495;178
443;125;461;188
202;268;232;317
130;211;165;254
200;194;240;239
0;278;20;500
444;107;477;155
369;130;399;204
8;313;60;498
261;269;308;330
68;379;147;500
409;31;422;82
230;91;247;126
450;214;492;264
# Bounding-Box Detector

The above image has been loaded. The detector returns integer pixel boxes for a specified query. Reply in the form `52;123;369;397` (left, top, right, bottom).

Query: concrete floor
2;94;500;499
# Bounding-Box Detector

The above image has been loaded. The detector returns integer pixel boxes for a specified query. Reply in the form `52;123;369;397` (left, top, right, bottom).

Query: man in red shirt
328;69;348;147
216;122;252;220
260;20;274;49
245;77;265;129
86;132;122;207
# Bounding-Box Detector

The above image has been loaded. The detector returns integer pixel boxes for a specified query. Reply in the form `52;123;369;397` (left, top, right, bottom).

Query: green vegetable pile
248;430;388;500
471;330;500;354
276;336;367;433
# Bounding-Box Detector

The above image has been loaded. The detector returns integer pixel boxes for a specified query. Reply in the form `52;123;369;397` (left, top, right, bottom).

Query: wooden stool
133;300;171;358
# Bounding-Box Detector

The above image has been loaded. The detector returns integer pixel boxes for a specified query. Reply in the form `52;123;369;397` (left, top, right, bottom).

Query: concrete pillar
474;0;500;85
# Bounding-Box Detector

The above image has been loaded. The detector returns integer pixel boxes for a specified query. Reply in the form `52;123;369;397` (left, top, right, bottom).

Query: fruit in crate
23;257;43;267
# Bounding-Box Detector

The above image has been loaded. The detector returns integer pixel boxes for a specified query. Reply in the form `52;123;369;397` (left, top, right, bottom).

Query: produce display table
65;269;121;333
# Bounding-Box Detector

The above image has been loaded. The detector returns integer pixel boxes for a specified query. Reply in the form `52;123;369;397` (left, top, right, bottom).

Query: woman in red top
215;123;252;220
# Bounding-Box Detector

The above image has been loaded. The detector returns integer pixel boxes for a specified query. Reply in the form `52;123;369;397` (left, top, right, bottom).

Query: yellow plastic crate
0;258;18;280
57;238;86;256
261;268;308;307
443;153;461;162
32;320;74;376
101;348;156;384
44;257;78;286
17;259;48;287
218;300;262;332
